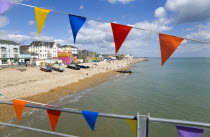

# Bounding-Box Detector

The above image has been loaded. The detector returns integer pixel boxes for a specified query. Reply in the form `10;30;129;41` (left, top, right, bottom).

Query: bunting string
0;94;79;110
9;1;210;45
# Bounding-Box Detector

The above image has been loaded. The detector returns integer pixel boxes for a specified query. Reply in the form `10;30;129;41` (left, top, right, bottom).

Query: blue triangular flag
82;110;99;131
68;15;86;44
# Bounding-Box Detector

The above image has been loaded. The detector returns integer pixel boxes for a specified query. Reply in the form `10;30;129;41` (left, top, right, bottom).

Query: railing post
137;112;149;137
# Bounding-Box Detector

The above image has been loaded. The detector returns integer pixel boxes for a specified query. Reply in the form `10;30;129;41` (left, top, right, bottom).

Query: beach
0;58;144;122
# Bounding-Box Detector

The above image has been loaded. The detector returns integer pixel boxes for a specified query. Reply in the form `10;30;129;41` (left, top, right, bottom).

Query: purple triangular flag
82;110;98;131
0;0;12;14
176;125;204;137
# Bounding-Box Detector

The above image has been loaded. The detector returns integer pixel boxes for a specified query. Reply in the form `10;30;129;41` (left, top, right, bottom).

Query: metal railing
1;101;210;137
0;122;77;137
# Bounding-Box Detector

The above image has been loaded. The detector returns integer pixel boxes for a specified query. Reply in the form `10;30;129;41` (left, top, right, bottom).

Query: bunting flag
82;110;99;131
111;23;132;53
126;120;137;137
176;125;204;137
13;99;28;123
159;33;184;65
0;0;12;15
34;7;51;35
47;108;62;131
68;15;86;44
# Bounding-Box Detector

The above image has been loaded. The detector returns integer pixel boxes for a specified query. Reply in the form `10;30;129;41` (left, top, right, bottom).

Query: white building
0;39;20;65
28;41;59;59
61;45;78;55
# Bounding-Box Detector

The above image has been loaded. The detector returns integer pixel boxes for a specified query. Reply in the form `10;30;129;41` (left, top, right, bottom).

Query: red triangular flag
13;99;28;123
47;108;61;131
111;23;132;53
159;33;184;65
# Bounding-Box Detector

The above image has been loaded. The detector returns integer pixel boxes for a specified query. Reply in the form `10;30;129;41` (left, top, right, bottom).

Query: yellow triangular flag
34;7;51;35
126;120;137;137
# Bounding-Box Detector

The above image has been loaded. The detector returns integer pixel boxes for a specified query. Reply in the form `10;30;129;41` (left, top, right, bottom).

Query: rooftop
30;41;56;48
62;45;77;49
0;39;20;45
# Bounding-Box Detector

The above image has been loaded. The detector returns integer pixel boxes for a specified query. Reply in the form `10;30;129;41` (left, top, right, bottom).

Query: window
2;59;8;64
13;48;18;53
14;54;19;58
1;54;7;58
40;50;42;52
1;47;6;52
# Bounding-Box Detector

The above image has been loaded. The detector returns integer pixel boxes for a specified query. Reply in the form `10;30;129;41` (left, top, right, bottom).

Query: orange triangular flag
111;23;132;53
159;33;184;65
13;99;28;123
47;108;61;131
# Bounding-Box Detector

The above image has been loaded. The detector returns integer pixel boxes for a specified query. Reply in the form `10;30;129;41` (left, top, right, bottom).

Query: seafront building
20;45;39;62
1;39;127;66
78;50;97;62
28;41;59;59
0;39;20;65
60;45;78;56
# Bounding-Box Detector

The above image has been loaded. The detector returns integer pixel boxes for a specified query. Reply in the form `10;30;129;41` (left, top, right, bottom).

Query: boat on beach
116;70;133;73
76;64;90;69
67;64;80;70
40;66;52;72
52;66;65;72
51;64;65;72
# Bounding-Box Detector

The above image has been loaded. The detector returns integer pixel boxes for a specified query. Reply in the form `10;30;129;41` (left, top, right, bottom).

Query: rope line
9;1;210;45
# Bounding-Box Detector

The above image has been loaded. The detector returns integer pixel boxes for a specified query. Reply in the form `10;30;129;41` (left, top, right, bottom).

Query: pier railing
1;101;210;137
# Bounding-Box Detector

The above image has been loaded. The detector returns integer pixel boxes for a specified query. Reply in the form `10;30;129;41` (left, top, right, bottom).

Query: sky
1;0;210;57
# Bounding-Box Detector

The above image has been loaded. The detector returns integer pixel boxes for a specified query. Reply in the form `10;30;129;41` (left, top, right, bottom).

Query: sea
1;58;210;137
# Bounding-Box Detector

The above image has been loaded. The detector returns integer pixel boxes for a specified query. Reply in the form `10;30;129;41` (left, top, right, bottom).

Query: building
61;45;78;56
99;54;126;60
78;50;97;62
0;39;20;65
28;41;59;59
78;50;96;59
20;45;39;63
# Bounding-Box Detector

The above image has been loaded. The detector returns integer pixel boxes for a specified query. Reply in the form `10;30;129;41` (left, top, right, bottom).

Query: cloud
28;20;35;26
165;0;210;23
79;5;84;9
7;34;30;43
0;31;64;44
54;39;69;45
170;22;210;57
155;7;166;18
0;30;30;43
0;16;9;28
73;17;171;56
0;16;171;56
107;0;135;4
186;23;210;43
